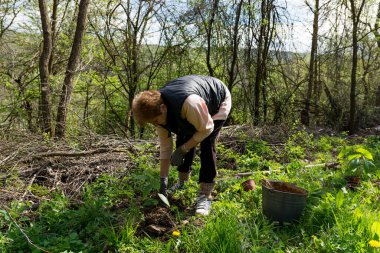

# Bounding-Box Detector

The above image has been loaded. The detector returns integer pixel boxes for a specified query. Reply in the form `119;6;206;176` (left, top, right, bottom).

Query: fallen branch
304;162;340;170
0;152;18;166
3;209;52;253
30;147;135;159
236;172;255;177
21;174;36;201
235;170;279;178
0;188;22;196
235;162;340;178
304;163;326;168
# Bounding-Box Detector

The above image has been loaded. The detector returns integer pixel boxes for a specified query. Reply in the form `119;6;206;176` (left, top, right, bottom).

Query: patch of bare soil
136;201;206;241
137;206;177;237
261;180;308;195
135;193;199;238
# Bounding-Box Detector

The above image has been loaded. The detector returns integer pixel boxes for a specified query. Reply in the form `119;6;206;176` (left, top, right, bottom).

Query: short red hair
132;90;163;126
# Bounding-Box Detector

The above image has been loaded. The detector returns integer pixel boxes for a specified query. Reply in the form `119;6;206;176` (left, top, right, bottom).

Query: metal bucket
261;180;308;223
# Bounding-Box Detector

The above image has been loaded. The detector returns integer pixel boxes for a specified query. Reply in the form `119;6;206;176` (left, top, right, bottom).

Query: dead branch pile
0;130;144;207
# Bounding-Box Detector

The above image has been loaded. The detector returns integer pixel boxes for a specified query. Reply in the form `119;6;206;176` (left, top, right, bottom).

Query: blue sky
280;0;314;53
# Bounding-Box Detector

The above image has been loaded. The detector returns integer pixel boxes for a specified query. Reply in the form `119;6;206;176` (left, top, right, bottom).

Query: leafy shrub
30;183;50;197
238;152;262;169
83;174;134;207
315;136;333;152
315;136;346;153
338;146;376;178
287;129;315;149
284;144;306;161
365;136;380;164
216;144;239;170
279;129;315;162
245;140;274;158
129;169;159;199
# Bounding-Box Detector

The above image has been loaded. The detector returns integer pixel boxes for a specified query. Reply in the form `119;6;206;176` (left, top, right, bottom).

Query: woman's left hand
170;146;187;166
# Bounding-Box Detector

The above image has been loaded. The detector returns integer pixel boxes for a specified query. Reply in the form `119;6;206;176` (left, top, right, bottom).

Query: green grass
0;132;380;252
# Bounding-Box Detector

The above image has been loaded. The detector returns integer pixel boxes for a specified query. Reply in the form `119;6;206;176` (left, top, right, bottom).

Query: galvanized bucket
261;180;308;223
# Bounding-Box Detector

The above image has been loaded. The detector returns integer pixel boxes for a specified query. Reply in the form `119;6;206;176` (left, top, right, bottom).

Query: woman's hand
170;146;188;166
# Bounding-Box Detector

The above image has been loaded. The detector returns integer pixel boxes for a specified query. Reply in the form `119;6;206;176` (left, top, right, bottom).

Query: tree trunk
206;0;219;77
48;0;59;74
129;24;139;138
302;0;319;126
38;0;53;135
349;5;358;134
14;78;34;132
348;0;365;134
55;0;90;138
227;0;243;91
83;80;91;127
314;55;322;106
324;82;342;127
253;0;265;124
254;0;273;125
244;0;255;121
261;3;275;123
375;2;380;48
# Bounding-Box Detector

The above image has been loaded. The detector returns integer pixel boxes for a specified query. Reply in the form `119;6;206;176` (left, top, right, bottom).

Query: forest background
1;0;380;138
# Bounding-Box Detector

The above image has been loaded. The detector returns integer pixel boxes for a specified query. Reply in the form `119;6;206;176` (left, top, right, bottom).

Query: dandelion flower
172;230;181;237
369;240;380;248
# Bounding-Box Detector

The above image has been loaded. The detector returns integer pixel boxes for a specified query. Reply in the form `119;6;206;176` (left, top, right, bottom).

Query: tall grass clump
179;203;247;253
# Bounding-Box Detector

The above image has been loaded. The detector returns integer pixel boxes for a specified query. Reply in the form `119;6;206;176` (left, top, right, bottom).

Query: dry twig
3;209;51;253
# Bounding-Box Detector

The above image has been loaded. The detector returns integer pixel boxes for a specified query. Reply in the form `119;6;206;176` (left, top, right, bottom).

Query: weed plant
0;130;379;252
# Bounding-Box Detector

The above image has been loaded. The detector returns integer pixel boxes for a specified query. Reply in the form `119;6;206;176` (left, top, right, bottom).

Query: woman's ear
160;103;167;114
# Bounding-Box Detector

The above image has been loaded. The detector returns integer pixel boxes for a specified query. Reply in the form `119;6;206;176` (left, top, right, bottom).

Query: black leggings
176;120;225;183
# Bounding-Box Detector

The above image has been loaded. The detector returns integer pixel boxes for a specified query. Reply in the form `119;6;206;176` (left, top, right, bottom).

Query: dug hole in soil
136;196;197;239
137;206;176;237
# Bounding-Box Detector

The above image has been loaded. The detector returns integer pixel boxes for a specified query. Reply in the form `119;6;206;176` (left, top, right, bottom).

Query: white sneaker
195;195;211;216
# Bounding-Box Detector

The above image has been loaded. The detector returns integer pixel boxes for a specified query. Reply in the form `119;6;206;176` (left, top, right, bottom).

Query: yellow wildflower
172;230;181;237
369;240;380;248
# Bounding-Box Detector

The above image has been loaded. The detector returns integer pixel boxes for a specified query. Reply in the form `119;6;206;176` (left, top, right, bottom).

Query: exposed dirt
345;176;361;191
262;180;308;195
137;206;176;236
136;194;200;238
